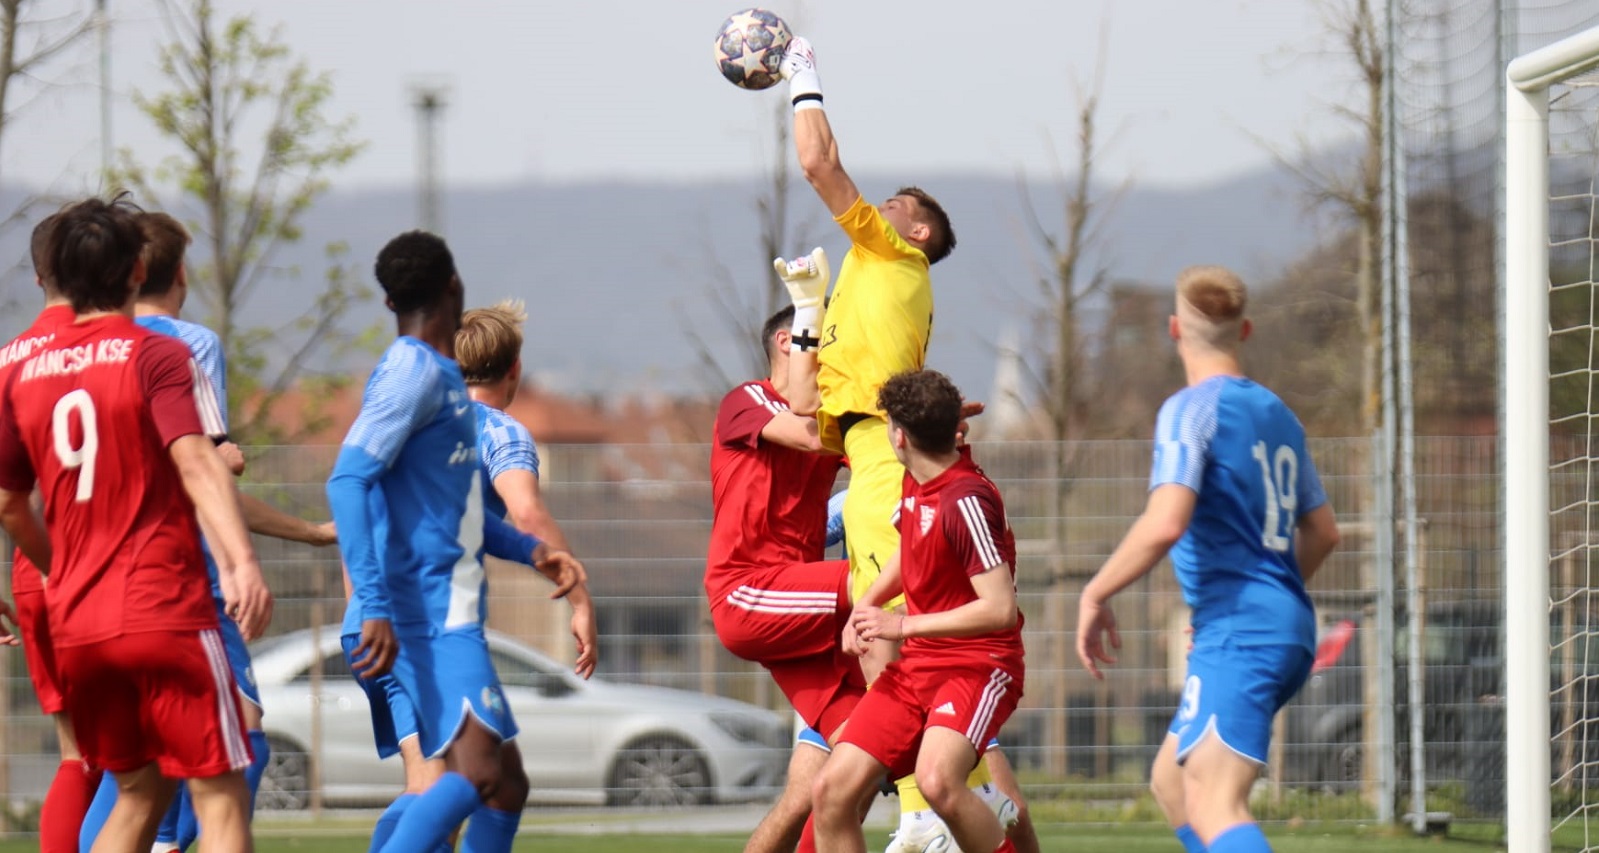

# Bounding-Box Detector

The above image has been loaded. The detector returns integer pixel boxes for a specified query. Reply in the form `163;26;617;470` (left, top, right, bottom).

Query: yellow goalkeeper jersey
815;195;933;452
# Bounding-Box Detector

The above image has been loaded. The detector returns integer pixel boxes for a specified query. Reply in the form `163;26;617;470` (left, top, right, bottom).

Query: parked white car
249;628;789;810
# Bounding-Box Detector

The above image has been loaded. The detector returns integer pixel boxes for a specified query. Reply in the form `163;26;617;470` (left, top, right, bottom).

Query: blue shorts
216;600;261;709
1168;642;1313;765
342;633;420;759
392;627;519;760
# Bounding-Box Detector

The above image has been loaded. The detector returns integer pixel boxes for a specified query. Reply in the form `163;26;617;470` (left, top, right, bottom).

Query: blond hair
456;299;527;385
1175;265;1247;349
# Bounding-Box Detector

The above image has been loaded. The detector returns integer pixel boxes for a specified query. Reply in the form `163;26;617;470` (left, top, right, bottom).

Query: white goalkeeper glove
780;36;823;112
773;247;829;353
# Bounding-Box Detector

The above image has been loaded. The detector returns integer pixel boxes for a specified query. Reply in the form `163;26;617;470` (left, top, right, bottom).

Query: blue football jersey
475;401;540;522
329;337;487;634
136;314;229;430
1150;376;1327;649
137;313;229;600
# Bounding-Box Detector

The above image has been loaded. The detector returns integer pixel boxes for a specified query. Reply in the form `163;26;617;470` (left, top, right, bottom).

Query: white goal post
1505;25;1599;853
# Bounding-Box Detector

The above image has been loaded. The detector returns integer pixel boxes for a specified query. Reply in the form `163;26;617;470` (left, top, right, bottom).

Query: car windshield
488;646;571;695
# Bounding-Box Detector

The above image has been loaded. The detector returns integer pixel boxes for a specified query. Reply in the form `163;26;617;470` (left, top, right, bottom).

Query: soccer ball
714;8;792;91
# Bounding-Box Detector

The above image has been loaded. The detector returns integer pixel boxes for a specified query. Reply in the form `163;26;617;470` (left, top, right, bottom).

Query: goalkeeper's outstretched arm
782;37;860;217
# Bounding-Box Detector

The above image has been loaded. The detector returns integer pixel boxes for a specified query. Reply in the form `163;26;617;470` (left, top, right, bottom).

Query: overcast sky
2;0;1360;193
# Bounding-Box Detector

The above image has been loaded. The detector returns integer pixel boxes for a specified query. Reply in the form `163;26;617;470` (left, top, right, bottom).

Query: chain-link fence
0;436;1504;833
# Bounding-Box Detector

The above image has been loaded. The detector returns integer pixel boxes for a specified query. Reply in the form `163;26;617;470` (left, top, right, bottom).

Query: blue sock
370;793;419;853
175;783;198;850
79;771;118;853
155;786;183;844
245;730;271;819
460;803;521;853
380;773;480;853
1176;823;1207;853
1207;823;1271;853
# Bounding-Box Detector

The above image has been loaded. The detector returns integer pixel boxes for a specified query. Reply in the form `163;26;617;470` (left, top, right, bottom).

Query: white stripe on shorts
727;584;837;615
966;668;1013;745
199;628;252;770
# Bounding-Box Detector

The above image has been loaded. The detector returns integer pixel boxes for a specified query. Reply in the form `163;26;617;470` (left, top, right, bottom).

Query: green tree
118;0;368;443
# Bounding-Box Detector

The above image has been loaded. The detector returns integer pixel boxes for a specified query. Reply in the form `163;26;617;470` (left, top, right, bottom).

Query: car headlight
709;711;783;746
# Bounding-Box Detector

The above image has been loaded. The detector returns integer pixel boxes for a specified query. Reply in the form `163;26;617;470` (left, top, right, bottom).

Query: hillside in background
0;162;1329;406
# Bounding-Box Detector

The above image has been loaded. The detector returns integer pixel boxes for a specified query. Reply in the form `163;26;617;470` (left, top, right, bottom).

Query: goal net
1506;25;1599;853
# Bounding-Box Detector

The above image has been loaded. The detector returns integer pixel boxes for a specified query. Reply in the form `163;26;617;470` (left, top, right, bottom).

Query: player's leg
183;771;252;853
458;740;529;853
914;728;1007;853
981;747;1036;853
1175;643;1312;852
92;765;180;853
746;725;831;853
380;630;517;853
812;743;893;853
1151;734;1204;853
18;585;103;853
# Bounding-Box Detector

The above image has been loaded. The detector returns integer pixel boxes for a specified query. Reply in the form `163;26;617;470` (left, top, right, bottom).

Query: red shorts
708;561;865;737
57;629;252;778
840;655;1023;779
14;588;64;715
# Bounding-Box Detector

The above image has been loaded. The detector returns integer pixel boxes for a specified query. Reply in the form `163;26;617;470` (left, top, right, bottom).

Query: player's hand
217;441;247;476
1075;595;1121;680
224;560;274;642
1184;625;1194;655
851;604;904;643
532;544;587;600
309;521;338;548
351;618;397;679
779;36;822;106
571;600;598;680
841;617;868;658
772;248;830;310
957;399;985;445
0;598;21;647
779;36;816;80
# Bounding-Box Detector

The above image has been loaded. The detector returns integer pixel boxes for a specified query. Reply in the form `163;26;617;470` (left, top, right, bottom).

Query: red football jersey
897;447;1024;665
708;380;842;576
0;305;75;596
0;315;222;647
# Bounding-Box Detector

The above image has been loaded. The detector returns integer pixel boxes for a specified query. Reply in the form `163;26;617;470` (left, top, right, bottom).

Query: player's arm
0;400;48;573
843;550;904;657
1077;484;1196;679
1293;446;1339;583
169;434;272;635
782;38;860;217
880;567;1018;641
326;354;439;678
1084;484;1195;605
0;489;49;574
493;471;571;552
772;248;829;418
485;514;596;676
239;492;337;547
759;412;826;453
1296;505;1339;583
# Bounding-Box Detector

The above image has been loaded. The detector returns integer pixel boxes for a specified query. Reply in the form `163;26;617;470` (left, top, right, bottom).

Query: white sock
899;808;938;831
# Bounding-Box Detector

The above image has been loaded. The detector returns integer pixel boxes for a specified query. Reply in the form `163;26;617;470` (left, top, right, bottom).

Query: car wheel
606;734;711;807
256;734;310;811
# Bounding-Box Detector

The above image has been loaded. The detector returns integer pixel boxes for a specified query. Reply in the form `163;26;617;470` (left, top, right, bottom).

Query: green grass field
0;820;1535;853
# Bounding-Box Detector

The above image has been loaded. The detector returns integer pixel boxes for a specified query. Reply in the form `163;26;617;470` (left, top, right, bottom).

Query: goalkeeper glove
780;36;823;112
773;247;829;353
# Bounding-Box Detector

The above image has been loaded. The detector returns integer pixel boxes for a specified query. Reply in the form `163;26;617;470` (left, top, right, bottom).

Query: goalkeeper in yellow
771;35;1040;853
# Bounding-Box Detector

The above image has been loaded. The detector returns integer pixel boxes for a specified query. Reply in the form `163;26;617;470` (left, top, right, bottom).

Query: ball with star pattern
714;8;793;91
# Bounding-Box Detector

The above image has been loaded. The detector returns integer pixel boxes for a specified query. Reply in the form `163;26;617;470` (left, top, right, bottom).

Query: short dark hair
761;305;795;361
136;212;191;298
897;186;955;264
30;212;60;288
374;231;457;314
878;369;963;454
49;195;148;314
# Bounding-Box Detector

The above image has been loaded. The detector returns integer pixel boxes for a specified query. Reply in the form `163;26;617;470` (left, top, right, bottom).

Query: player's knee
492;760;529;810
914;770;962;814
810;766;852;818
